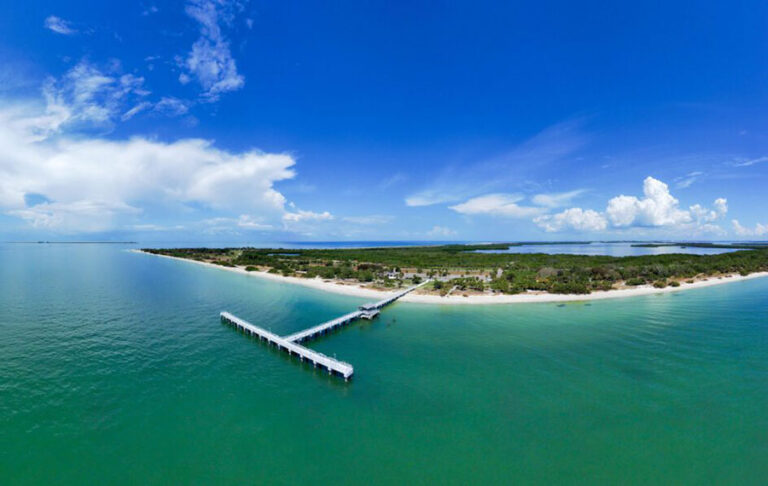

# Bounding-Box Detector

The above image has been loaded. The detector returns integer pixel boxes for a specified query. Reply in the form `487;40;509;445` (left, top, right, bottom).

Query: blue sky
1;0;767;242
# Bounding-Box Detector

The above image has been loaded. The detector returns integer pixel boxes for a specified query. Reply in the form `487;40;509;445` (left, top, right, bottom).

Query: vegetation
142;243;768;295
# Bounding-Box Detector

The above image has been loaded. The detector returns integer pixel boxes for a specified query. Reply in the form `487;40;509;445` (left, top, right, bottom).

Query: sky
0;0;767;242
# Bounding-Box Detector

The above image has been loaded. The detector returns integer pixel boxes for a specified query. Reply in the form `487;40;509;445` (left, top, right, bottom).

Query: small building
360;309;380;320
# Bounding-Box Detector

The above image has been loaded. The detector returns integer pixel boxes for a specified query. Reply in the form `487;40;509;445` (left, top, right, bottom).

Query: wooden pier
221;280;430;381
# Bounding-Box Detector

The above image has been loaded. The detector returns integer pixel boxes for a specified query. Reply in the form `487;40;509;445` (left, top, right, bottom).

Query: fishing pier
221;281;429;381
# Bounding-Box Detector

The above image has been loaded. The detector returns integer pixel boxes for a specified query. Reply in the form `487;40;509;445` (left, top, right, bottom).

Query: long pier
284;310;365;344
221;312;354;380
221;280;430;381
361;280;429;310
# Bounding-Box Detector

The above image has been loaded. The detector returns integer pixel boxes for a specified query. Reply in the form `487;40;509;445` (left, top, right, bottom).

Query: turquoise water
1;244;767;484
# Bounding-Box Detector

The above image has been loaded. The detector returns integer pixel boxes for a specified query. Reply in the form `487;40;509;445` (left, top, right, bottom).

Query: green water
1;244;766;484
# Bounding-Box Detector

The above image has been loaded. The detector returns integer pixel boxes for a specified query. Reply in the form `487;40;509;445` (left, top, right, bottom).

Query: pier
221;312;354;380
284;310;365;344
221;280;429;381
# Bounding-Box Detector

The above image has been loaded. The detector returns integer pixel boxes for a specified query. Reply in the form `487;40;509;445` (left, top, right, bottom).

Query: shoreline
133;250;768;305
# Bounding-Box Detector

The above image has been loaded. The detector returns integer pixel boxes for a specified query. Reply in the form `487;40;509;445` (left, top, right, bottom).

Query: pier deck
359;280;430;311
221;280;430;380
284;310;364;344
221;312;354;380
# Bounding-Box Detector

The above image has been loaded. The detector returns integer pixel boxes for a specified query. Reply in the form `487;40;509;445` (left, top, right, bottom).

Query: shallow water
1;244;766;484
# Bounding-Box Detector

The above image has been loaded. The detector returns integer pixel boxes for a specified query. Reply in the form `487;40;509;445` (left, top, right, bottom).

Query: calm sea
1;243;766;484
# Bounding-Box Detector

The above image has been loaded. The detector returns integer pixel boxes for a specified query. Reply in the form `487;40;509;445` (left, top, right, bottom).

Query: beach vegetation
142;244;768;296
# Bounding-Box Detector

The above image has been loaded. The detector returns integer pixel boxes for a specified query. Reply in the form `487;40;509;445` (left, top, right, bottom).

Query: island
139;243;768;303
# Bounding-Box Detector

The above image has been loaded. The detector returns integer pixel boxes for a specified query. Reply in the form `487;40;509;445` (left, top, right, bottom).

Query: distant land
5;241;139;244
140;242;768;302
632;242;768;249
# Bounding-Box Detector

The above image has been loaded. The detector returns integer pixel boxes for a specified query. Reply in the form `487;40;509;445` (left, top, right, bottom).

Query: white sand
133;250;768;305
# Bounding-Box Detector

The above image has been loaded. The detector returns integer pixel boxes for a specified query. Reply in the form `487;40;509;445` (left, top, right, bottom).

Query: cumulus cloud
44;16;77;35
690;198;727;224
449;193;544;218
534;208;607;232
606;177;692;227
534;177;728;234
732;220;768;237
0;101;323;233
179;0;245;100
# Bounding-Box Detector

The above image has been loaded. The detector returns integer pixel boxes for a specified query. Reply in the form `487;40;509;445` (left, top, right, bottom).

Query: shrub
625;277;645;286
669;280;680;287
245;266;258;272
550;281;590;294
653;280;667;288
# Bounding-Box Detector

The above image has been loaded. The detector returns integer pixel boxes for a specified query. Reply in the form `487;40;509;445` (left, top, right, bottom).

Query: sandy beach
134;250;768;305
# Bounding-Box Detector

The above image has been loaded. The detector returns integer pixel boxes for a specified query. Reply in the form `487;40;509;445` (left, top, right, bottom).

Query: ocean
1;243;766;484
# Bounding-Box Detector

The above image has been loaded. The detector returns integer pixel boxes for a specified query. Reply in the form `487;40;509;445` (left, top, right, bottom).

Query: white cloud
22;61;150;136
28;61;196;127
675;171;703;189
131;223;186;232
714;197;728;216
9;200;140;232
237;215;273;230
283;210;334;223
406;120;587;207
0;102;303;232
44;16;77;35
535;177;728;234
179;0;245;100
121;101;153;121
606;177;691;227
379;172;407;190
732;220;768;237
690;197;727;224
154;97;190;116
427;226;457;237
449;193;544;218
534;208;607;232
734;156;768;167
531;189;585;208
